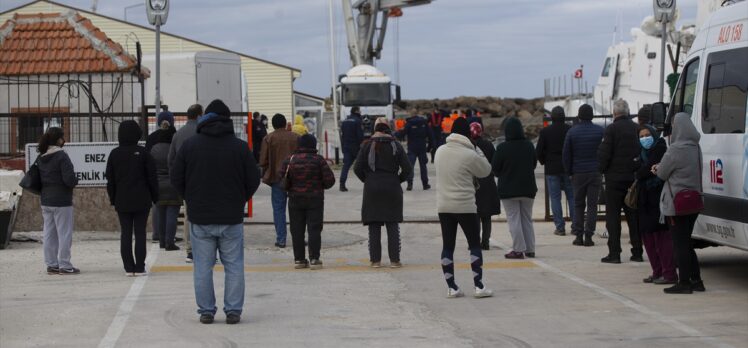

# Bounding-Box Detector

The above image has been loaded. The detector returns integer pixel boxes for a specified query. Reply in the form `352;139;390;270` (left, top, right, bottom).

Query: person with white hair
597;99;643;264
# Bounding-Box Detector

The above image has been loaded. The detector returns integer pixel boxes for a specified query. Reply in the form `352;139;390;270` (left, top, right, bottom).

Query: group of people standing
538;99;705;294
32;96;706;325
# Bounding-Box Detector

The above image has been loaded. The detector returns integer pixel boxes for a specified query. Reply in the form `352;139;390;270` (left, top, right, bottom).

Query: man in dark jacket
563;104;604;247
260;114;299;248
598;99;642;264
279;134;335;269
106;121;158;275
168;104;202;262
537;106;574;236
147;110;175;242
339;107;364;192
400;110;434;191
171;99;261;325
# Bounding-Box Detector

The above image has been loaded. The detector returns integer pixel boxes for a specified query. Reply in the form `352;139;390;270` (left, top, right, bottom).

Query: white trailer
142;51;246;113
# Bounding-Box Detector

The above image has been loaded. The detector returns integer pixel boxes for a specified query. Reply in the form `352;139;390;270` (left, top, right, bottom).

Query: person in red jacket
280;134;336;270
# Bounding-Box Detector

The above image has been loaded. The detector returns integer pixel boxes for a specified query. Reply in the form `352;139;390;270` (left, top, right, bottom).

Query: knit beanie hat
205;99;230;117
297;134;317;149
551;106;565;121
469;122;483;139
578;104;594;120
451;117;471;138
157;111;174;128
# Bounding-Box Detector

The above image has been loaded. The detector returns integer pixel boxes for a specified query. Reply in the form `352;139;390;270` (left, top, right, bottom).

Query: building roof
0;0;301;74
0;11;146;76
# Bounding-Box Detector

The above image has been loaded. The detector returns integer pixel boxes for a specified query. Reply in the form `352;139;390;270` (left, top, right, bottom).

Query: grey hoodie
657;113;702;217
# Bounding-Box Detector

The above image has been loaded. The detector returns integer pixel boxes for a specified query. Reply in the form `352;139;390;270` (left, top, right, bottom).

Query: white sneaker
447;288;464;298
474;286;494;298
125;272;135;277
133;271;148;277
598;230;609;239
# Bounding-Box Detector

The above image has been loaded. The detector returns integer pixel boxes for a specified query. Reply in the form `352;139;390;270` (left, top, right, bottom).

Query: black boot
340;185;348;192
406;183;413;191
480;240;490;250
630;248;644;262
573;234;584;246
583;233;595;247
601;254;621;264
664;282;693;294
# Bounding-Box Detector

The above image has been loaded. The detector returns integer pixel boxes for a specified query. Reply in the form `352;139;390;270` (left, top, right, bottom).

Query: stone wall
14;188;147;232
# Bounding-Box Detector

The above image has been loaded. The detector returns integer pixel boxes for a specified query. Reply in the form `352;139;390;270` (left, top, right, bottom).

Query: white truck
652;0;748;251
142;51;246;114
338;64;399;137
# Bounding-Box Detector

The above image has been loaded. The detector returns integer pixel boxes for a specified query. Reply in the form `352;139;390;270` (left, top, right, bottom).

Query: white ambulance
654;0;748;250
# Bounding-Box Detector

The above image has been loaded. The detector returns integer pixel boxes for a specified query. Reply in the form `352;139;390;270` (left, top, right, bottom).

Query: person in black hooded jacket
106;120;158;276
537;106;574;236
171;99;260;324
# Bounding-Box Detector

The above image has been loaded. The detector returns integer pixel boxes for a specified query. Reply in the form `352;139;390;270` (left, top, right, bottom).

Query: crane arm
343;0;432;66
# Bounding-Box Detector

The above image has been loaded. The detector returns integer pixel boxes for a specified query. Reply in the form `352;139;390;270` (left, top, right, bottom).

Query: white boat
544;0;725;117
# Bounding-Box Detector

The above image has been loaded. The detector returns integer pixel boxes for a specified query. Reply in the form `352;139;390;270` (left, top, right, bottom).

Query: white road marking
489;239;734;348
98;244;161;348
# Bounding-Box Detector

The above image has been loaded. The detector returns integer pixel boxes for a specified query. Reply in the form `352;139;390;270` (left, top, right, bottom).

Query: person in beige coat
435;117;494;299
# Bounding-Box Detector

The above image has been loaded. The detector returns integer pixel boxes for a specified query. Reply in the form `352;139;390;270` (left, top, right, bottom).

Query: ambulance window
601;57;612;77
702;47;748;134
671;58;700;117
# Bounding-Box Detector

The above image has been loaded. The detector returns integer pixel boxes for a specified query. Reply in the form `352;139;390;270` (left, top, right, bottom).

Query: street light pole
155;19;161;116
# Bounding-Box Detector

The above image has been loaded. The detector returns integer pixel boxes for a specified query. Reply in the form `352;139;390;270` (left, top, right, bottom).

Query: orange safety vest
395;119;406;131
441;117;454;133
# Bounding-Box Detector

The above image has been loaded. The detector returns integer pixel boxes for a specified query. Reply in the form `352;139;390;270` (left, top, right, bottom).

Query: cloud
1;0;699;99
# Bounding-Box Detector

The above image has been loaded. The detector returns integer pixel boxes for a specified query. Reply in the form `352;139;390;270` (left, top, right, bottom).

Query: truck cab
338;64;400;137
655;0;748;250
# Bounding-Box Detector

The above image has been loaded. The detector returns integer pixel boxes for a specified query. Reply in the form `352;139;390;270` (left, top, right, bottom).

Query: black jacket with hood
171;115;261;225
492;117;538;199
105;121;158;213
38;147;78;207
536;108;571;175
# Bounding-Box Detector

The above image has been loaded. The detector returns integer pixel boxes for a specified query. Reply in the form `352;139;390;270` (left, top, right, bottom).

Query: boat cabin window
702;47;748;134
601;57;612;77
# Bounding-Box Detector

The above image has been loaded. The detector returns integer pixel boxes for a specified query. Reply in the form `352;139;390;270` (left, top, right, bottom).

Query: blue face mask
640;136;654;149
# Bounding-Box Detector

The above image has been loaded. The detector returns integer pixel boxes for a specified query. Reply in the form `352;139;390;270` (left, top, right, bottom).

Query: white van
655;0;748;251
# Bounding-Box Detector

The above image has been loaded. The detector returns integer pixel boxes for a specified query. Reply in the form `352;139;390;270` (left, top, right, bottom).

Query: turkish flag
574;69;583;79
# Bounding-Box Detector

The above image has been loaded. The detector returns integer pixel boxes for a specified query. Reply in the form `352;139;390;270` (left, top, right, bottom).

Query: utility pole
653;0;676;102
146;0;169;117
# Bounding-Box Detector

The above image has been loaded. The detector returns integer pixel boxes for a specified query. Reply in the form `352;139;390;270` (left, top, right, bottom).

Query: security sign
25;142;126;187
146;0;169;25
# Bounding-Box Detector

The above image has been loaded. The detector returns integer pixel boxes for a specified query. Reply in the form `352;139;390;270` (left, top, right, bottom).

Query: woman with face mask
636;125;676;285
37;127;79;275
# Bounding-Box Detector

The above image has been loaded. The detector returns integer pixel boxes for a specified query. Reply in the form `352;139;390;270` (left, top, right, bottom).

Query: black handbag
19;158;42;195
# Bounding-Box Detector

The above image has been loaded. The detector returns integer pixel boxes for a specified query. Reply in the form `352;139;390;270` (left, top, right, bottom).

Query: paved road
1;220;746;347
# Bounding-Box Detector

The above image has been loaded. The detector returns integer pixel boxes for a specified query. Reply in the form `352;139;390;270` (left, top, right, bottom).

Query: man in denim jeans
260;114;299;248
172;100;261;325
536;106;575;236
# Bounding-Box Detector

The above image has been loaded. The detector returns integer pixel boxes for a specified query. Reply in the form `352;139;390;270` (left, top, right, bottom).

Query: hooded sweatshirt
657;113;702;217
435;133;492;213
38;146;78;207
536;108;571;175
492;117;538;199
171;116;261;225
105;121;158;212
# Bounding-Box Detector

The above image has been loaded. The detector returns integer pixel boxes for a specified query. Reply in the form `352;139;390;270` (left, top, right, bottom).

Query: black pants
605;179;642;256
368;222;401;263
572;172;601;236
438;213;483;290
289;196;324;261
670;214;701;283
479;216;492;243
119;209;150;273
407;150;429;186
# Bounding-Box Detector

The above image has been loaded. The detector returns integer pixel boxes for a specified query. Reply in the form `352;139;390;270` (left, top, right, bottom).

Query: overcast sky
1;0;698;99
